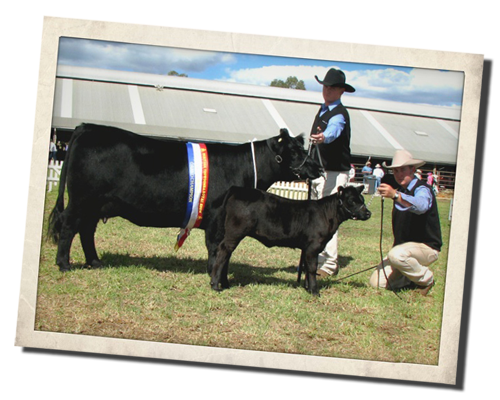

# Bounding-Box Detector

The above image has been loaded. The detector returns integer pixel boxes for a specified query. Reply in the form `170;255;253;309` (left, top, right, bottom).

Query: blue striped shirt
319;100;346;144
397;178;433;214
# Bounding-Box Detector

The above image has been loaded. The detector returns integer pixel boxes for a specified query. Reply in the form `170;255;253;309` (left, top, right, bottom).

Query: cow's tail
48;150;69;243
48;125;80;243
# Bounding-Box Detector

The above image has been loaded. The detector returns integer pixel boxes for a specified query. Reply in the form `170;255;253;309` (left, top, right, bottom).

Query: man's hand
377;183;397;199
311;127;325;144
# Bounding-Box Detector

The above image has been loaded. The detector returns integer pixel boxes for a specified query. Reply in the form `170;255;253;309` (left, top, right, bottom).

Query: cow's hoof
307;288;320;297
88;260;103;269
58;266;71;272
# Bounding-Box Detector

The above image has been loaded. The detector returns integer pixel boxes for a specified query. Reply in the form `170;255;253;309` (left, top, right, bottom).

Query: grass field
35;189;452;365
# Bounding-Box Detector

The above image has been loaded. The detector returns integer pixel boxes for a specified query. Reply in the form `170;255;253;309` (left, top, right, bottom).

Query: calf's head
338;185;371;221
267;128;324;181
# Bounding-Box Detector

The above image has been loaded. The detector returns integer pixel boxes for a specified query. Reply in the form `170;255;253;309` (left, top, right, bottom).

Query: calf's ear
356;185;364;194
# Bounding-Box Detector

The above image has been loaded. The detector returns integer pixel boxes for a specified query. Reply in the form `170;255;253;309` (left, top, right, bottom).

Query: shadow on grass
85;252;365;294
99;252;208;274
73;252;352;292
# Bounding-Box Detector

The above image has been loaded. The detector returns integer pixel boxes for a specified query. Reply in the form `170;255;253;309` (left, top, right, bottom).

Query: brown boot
316;269;331;279
415;280;435;296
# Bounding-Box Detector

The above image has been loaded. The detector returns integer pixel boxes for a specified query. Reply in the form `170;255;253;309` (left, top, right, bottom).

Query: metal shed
52;65;461;166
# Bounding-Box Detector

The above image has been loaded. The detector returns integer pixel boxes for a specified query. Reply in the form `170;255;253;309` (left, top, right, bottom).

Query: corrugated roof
56;65;462;120
52;66;460;165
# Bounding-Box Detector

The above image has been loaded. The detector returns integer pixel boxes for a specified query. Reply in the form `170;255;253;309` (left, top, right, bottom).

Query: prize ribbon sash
175;142;209;251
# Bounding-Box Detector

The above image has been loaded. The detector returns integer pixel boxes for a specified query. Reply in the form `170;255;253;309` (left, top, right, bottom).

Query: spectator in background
49;139;57;163
362;161;372;182
427;172;439;195
426;172;433;186
373;163;384;190
362;161;373;190
349;164;356;182
433;169;440;195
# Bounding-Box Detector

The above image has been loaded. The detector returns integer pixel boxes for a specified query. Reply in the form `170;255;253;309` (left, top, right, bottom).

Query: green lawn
35;190;452;364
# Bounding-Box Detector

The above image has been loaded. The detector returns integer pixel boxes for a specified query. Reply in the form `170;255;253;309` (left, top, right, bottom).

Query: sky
57;37;465;108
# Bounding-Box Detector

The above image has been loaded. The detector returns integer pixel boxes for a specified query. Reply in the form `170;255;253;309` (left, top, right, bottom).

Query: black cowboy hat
315;68;355;92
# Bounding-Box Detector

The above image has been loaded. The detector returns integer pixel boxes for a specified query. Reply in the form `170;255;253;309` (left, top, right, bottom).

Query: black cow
210;185;371;295
49;123;323;272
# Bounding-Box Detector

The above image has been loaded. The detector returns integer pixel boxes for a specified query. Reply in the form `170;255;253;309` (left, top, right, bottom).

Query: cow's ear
279;128;290;138
274;129;293;152
295;133;305;146
337;186;344;197
357;185;364;194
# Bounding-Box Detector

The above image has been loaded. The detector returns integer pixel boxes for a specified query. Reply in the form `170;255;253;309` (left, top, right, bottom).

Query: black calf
210;185;371;295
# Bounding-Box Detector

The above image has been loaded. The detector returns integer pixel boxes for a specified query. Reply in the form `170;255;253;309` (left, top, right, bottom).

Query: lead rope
250;140;257;189
331;193;381;285
306;139;325;201
332;194;404;301
378;197;404;301
306;141;312;201
365;190;378;208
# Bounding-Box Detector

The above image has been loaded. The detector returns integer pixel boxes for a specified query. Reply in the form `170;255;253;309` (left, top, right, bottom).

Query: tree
270;76;306;90
167;70;188;77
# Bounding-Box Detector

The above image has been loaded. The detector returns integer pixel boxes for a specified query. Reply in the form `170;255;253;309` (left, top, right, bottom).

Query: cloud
58;38;237;75
222;64;337;90
223;64;464;106
348;67;464;106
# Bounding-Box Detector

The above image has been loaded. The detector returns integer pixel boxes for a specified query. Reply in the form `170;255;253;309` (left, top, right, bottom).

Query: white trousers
369;241;438;289
311;170;349;275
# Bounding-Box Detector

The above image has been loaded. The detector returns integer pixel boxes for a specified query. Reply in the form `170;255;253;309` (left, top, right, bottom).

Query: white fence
267;181;309;200
47;160;63;192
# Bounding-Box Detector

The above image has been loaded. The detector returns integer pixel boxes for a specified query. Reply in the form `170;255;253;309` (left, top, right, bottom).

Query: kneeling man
370;149;442;296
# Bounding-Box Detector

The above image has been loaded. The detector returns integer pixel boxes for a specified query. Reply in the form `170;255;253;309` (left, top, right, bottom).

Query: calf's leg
205;239;218;276
303;250;320;296
297;251;306;287
210;237;241;291
205;221;223;276
204;208;226;276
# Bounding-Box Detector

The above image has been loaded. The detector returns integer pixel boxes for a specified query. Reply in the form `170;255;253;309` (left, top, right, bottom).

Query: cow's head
338;185;371;221
267;128;324;181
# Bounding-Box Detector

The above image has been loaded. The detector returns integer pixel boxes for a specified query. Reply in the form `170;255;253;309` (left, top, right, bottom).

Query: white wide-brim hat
382;150;425;169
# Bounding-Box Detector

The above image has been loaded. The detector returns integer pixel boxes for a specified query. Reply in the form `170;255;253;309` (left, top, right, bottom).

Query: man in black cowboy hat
369;149;442;295
310;68;355;277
